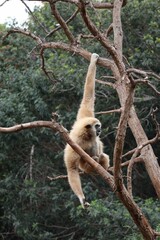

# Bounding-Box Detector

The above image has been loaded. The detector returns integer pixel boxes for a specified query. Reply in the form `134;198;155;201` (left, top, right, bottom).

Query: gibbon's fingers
91;53;99;62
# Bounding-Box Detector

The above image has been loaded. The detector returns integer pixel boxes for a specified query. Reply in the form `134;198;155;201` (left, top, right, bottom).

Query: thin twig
134;79;160;96
109;157;143;172
127;149;141;198
47;171;85;180
0;0;8;7
96;79;115;88
46;9;79;38
96;108;122;115
113;81;135;190
29;145;35;181
3;28;43;44
123;133;160;158
50;2;75;43
21;0;49;33
127;68;148;78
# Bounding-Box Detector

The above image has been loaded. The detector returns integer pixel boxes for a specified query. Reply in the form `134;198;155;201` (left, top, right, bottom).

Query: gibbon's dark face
85;123;101;137
95;123;101;136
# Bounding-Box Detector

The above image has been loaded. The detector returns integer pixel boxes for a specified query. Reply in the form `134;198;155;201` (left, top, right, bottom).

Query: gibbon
64;53;110;208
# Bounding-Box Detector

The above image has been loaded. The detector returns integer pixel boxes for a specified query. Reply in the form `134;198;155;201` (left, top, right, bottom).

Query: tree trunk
116;83;160;198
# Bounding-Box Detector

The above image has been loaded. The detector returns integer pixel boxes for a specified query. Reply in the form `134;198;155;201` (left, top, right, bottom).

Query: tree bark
116;83;160;198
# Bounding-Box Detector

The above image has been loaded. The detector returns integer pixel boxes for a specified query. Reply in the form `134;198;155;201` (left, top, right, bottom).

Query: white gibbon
64;53;110;208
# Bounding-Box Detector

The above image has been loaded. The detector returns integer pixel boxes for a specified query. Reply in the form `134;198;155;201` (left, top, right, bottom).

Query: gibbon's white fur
64;53;110;208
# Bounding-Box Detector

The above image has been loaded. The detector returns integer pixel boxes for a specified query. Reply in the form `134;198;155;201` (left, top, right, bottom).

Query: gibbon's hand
91;53;99;63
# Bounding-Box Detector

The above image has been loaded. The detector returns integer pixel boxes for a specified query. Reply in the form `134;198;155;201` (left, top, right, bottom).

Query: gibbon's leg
80;156;99;174
76;53;99;120
65;156;90;208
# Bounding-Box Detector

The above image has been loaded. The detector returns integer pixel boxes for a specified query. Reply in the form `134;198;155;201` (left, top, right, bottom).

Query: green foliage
123;0;160;72
68;196;160;240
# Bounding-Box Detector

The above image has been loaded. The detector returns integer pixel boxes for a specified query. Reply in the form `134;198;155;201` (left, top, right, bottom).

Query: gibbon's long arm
76;53;99;120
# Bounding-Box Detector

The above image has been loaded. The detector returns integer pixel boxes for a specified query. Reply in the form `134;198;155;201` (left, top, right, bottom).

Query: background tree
0;0;160;239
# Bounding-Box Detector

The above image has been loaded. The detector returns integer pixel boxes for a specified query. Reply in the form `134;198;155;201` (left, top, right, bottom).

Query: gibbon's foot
81;198;90;209
82;199;90;209
91;53;99;63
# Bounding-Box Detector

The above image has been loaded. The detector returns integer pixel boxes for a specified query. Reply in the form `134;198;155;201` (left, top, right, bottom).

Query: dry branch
113;0;123;60
113;83;134;189
46;9;79;38
123;133;160;158
50;2;75;43
134;79;160;96
21;0;49;34
3;28;43;44
78;0;123;73
2;28;115;71
96;79;115;88
127;149;142;198
96;108;122;115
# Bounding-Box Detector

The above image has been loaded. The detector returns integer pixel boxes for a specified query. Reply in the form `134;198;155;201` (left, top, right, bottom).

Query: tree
0;0;160;239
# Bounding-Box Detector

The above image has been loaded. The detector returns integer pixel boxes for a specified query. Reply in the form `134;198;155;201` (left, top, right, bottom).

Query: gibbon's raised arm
76;53;99;120
64;53;110;209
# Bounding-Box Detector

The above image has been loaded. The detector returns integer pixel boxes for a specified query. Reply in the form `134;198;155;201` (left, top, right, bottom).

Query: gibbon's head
72;117;101;140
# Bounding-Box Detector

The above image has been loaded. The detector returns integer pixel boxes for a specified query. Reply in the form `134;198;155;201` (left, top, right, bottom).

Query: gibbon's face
72;117;102;140
85;122;101;137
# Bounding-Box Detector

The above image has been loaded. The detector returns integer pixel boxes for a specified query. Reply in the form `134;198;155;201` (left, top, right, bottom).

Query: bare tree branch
40;42;115;70
3;28;43;44
0;121;54;132
147;71;160;80
113;82;135;190
47;175;68;180
46;8;79;38
78;0;124;73
21;0;49;34
127;68;148;78
127;149;141;198
96;79;115;88
113;0;123;60
105;23;113;37
47;171;84;180
134;79;160;96
47;0;114;9
122;133;160;159
0;0;8;7
49;2;76;43
2;28;115;71
96;108;122;115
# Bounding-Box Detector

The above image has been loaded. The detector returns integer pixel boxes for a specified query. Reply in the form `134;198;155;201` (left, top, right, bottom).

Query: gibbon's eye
85;124;91;129
95;124;101;129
